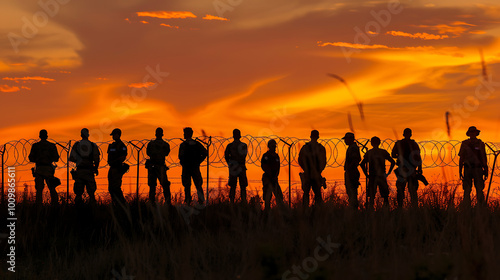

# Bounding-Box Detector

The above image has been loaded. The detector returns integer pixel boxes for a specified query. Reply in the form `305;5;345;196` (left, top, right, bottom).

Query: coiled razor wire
2;136;500;177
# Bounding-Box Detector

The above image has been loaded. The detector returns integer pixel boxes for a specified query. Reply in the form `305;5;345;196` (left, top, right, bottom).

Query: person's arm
28;144;36;163
415;142;423;174
51;143;60;163
386;152;396;176
90;143;99;175
224;144;231;164
69;143;78;163
458;143;464;180
320;145;327;171
146;142;152;158
481;141;488;180
360;156;368;177
117;142;127;164
391;141;399;159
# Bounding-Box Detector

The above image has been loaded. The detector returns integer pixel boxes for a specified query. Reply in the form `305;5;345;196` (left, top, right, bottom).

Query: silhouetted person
225;129;248;203
28;129;60;205
298;130;327;207
146;127;171;205
69;128;100;204
391;128;423;208
343;132;361;209
178;127;207;205
459;126;488;206
107;128;127;205
360;136;395;208
261;139;283;210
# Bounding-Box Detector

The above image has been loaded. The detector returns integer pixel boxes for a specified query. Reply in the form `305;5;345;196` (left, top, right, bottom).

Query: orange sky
2;0;500;143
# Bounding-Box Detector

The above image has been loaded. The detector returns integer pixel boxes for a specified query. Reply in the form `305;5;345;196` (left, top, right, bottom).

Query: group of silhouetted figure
27;125;489;209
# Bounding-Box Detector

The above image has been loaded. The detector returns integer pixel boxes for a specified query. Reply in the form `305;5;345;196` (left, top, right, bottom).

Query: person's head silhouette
403;128;412;139
342;132;355;145
268;139;277;152
155;127;164;138
371;136;381;148
183;127;193;140
110;128;122;141
39;129;48;140
466;126;480;139
310;130;319;142
233;129;241;141
81;128;90;139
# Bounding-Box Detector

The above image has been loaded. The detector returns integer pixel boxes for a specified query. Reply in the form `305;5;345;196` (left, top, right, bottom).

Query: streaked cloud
160;23;180;29
203;14;229;21
136;11;197;19
386;31;449;40
0;85;20;92
2;76;55;82
415;21;475;37
128;82;156;89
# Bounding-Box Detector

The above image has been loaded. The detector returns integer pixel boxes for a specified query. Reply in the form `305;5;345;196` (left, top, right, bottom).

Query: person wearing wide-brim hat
342;132;361;209
458;126;488;206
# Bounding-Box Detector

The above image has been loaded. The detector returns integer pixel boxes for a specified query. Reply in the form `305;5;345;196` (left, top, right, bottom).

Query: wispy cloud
386;30;449;40
160;23;180;29
128;82;156;89
136;11;197;19
2;76;55;82
415;21;476;37
203;14;229;21
0;85;20;93
318;41;392;50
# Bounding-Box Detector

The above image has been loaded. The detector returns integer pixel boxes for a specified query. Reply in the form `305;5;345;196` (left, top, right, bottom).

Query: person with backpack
298;130;327;207
178;127;207;205
28;129;60;205
459;126;488;206
69;128;100;204
146;127;171;205
391;128;422;208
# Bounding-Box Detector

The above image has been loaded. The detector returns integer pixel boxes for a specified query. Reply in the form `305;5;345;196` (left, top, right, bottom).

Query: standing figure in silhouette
69;128;100;204
178;127;207;205
298;130;327;207
391;128;422;208
29;129;60;205
459;126;488;206
146;127;171;205
261;139;283;210
107;128;128;205
360;136;395;207
343;132;361;209
225;129;248;203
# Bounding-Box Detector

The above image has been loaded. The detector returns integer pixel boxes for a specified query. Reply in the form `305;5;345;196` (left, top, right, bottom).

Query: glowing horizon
2;1;500;143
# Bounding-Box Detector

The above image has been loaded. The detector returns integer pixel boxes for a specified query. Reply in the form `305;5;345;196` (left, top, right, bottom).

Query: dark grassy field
2;183;500;280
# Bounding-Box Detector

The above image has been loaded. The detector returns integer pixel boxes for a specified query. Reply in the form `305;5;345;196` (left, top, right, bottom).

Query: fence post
66;140;71;204
207;136;212;204
128;141;144;202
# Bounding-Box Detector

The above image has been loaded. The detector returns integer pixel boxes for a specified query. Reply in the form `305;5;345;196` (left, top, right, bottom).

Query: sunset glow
1;0;500;155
